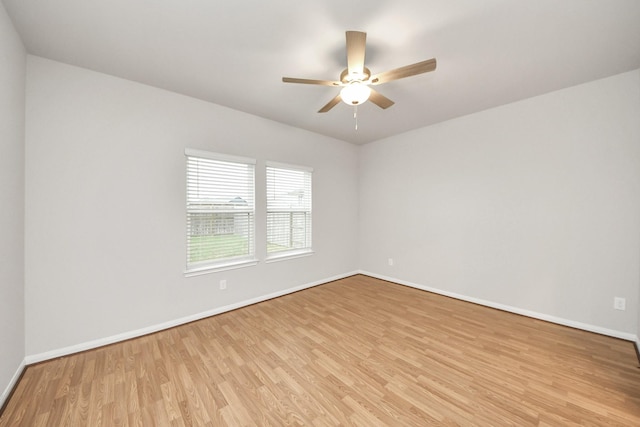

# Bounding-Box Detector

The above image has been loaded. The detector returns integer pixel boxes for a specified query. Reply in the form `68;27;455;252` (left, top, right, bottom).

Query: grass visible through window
267;242;290;253
189;234;249;263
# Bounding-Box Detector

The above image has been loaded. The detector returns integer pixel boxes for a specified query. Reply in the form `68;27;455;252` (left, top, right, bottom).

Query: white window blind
266;163;312;258
186;149;256;273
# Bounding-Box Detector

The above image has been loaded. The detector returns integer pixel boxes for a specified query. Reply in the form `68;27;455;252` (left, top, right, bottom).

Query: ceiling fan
282;31;437;113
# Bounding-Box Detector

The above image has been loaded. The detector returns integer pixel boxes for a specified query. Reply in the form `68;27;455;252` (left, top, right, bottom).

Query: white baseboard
1;359;25;410
359;270;639;343
22;270;638;366
25;271;359;365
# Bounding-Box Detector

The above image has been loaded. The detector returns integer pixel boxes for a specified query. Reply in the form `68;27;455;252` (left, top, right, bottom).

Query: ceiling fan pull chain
354;105;358;130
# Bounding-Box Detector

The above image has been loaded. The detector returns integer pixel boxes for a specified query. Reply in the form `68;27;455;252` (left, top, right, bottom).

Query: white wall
18;53;640;363
0;1;26;406
359;70;640;337
25;56;359;358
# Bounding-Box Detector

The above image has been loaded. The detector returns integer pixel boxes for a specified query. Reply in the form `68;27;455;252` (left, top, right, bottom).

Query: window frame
184;148;258;276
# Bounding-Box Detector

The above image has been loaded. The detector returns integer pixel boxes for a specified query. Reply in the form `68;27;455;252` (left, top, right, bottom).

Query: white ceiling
4;0;640;144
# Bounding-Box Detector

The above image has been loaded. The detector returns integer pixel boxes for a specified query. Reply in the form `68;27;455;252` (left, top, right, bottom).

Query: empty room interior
1;0;640;425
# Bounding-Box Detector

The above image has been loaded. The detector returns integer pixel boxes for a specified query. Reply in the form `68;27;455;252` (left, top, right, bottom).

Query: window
185;149;256;274
266;162;312;259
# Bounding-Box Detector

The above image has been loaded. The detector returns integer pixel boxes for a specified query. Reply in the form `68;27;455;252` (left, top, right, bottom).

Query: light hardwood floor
2;274;639;426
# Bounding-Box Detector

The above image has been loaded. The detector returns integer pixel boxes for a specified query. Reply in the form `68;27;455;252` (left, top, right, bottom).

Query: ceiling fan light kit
340;82;371;105
282;30;437;120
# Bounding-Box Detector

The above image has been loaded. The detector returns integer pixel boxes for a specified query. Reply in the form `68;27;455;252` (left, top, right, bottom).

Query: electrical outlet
388;258;394;266
614;297;626;311
220;279;227;290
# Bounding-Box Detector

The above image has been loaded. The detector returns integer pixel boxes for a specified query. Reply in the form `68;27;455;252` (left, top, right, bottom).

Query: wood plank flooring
2;274;640;426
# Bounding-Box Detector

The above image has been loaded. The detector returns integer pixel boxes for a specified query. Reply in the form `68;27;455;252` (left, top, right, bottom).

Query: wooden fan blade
368;89;394;109
282;77;341;86
346;31;366;76
370;58;436;85
318;94;342;113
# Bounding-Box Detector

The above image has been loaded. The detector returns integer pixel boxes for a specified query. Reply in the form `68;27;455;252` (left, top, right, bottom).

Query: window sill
184;259;259;277
265;250;314;264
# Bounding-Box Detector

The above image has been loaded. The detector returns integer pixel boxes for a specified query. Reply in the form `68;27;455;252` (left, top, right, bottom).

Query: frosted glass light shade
340;82;371;105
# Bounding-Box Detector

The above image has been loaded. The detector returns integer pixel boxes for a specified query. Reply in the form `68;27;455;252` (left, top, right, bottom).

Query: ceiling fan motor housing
340;67;371;83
